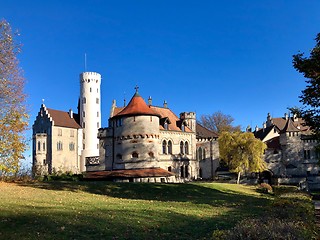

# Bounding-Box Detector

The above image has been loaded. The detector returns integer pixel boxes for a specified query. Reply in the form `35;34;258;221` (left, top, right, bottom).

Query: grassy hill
0;181;280;239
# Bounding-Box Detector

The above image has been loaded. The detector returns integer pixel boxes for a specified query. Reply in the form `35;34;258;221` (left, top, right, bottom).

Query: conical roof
113;91;160;118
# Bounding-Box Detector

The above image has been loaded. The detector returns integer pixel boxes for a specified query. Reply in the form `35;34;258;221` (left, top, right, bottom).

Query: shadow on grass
2;181;273;240
0;200;264;240
18;181;270;208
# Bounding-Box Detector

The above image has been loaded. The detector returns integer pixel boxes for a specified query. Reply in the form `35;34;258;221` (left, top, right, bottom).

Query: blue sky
1;1;320;165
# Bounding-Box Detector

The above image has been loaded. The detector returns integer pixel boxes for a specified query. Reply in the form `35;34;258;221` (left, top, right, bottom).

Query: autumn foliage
0;19;28;177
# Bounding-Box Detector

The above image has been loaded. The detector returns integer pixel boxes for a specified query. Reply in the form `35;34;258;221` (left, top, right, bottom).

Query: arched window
83;97;86;104
203;149;206;160
185;141;189;155
198;147;203;160
185;166;189;178
180;166;184;178
168;140;172;154
43;142;46;151
180;141;184;154
37;141;41;151
162;140;167;154
148;152;154;158
132;152;139;158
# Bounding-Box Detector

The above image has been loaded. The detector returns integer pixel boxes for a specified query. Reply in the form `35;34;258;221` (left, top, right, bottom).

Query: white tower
79;72;101;171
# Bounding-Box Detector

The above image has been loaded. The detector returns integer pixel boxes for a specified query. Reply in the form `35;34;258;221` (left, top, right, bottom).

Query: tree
218;131;267;184
293;33;320;137
199;111;241;133
0;19;28;177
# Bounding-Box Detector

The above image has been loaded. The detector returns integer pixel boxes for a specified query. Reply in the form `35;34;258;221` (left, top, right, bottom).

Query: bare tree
0;19;28;177
199;111;241;133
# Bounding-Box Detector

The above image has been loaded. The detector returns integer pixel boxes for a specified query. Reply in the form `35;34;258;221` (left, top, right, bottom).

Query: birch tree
0;19;28;177
218;131;266;184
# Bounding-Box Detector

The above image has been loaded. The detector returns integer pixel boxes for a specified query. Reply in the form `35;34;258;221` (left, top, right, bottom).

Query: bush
42;172;83;182
215;218;313;240
259;182;273;194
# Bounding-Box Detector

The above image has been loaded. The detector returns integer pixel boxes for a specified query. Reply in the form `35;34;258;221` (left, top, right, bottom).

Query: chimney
284;113;288;120
69;109;73;118
163;100;168;108
148;96;152;106
263;122;266;131
255;125;259;132
246;125;252;132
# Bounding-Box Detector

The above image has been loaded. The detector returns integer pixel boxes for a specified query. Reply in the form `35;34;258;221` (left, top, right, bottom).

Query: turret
79;72;101;171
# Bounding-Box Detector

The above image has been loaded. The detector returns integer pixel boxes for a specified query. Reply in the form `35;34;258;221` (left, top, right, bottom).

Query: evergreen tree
0;19;28;177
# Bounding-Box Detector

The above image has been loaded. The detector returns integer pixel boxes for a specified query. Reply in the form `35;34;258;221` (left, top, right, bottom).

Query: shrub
259;182;273;194
217;218;313;240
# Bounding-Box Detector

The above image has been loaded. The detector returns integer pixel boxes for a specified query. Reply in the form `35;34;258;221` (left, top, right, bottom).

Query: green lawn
0;181;271;240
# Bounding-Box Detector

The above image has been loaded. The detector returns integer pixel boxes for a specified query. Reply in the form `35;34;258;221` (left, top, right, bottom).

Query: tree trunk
237;172;241;184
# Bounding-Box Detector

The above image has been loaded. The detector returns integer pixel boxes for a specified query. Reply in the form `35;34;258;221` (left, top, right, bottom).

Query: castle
32;72;219;182
253;113;319;187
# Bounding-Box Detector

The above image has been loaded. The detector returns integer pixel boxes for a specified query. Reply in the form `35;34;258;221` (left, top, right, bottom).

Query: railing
86;156;100;165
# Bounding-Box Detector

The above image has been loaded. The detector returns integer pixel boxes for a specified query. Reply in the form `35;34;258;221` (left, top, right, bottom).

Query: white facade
79;72;101;171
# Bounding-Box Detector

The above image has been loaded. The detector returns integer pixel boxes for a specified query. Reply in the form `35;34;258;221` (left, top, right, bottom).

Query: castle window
96;98;99;104
162;140;167;154
168;140;172;154
180;141;184;154
185;166;189;178
148;152;154;158
132;152;139;158
97;122;99;128
164;122;168;130
58;128;62;136
57;141;63;151
69;142;75;151
37;141;41;151
83;143;85;149
43;142;46;151
198;147;203;160
83;111;85;117
150;116;152;122
180;166;184;178
181;124;185;132
304;150;311;160
83;97;86;104
97;112;99;117
83;122;85;128
43;159;47;165
83;133;85;139
116;154;122;160
97;88;99;93
70;130;74;137
90;87;92;92
203;149;206;160
168;166;172;172
185;141;189;155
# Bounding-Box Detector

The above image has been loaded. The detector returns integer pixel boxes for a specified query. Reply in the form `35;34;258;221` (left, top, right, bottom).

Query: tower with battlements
79;72;101;171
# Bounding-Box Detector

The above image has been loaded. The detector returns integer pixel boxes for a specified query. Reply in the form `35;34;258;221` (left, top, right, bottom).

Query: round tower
79;72;101;171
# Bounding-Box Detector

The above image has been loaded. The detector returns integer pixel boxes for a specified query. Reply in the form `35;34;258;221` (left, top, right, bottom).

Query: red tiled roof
47;108;81;129
151;106;193;132
114;92;160;118
84;168;175;179
272;117;309;132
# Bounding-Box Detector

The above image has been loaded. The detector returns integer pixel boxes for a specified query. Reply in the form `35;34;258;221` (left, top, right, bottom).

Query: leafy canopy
0;19;28;177
218;131;267;174
293;33;320;137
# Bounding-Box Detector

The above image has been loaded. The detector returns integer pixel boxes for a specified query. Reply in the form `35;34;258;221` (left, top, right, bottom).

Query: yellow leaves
218;131;267;173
